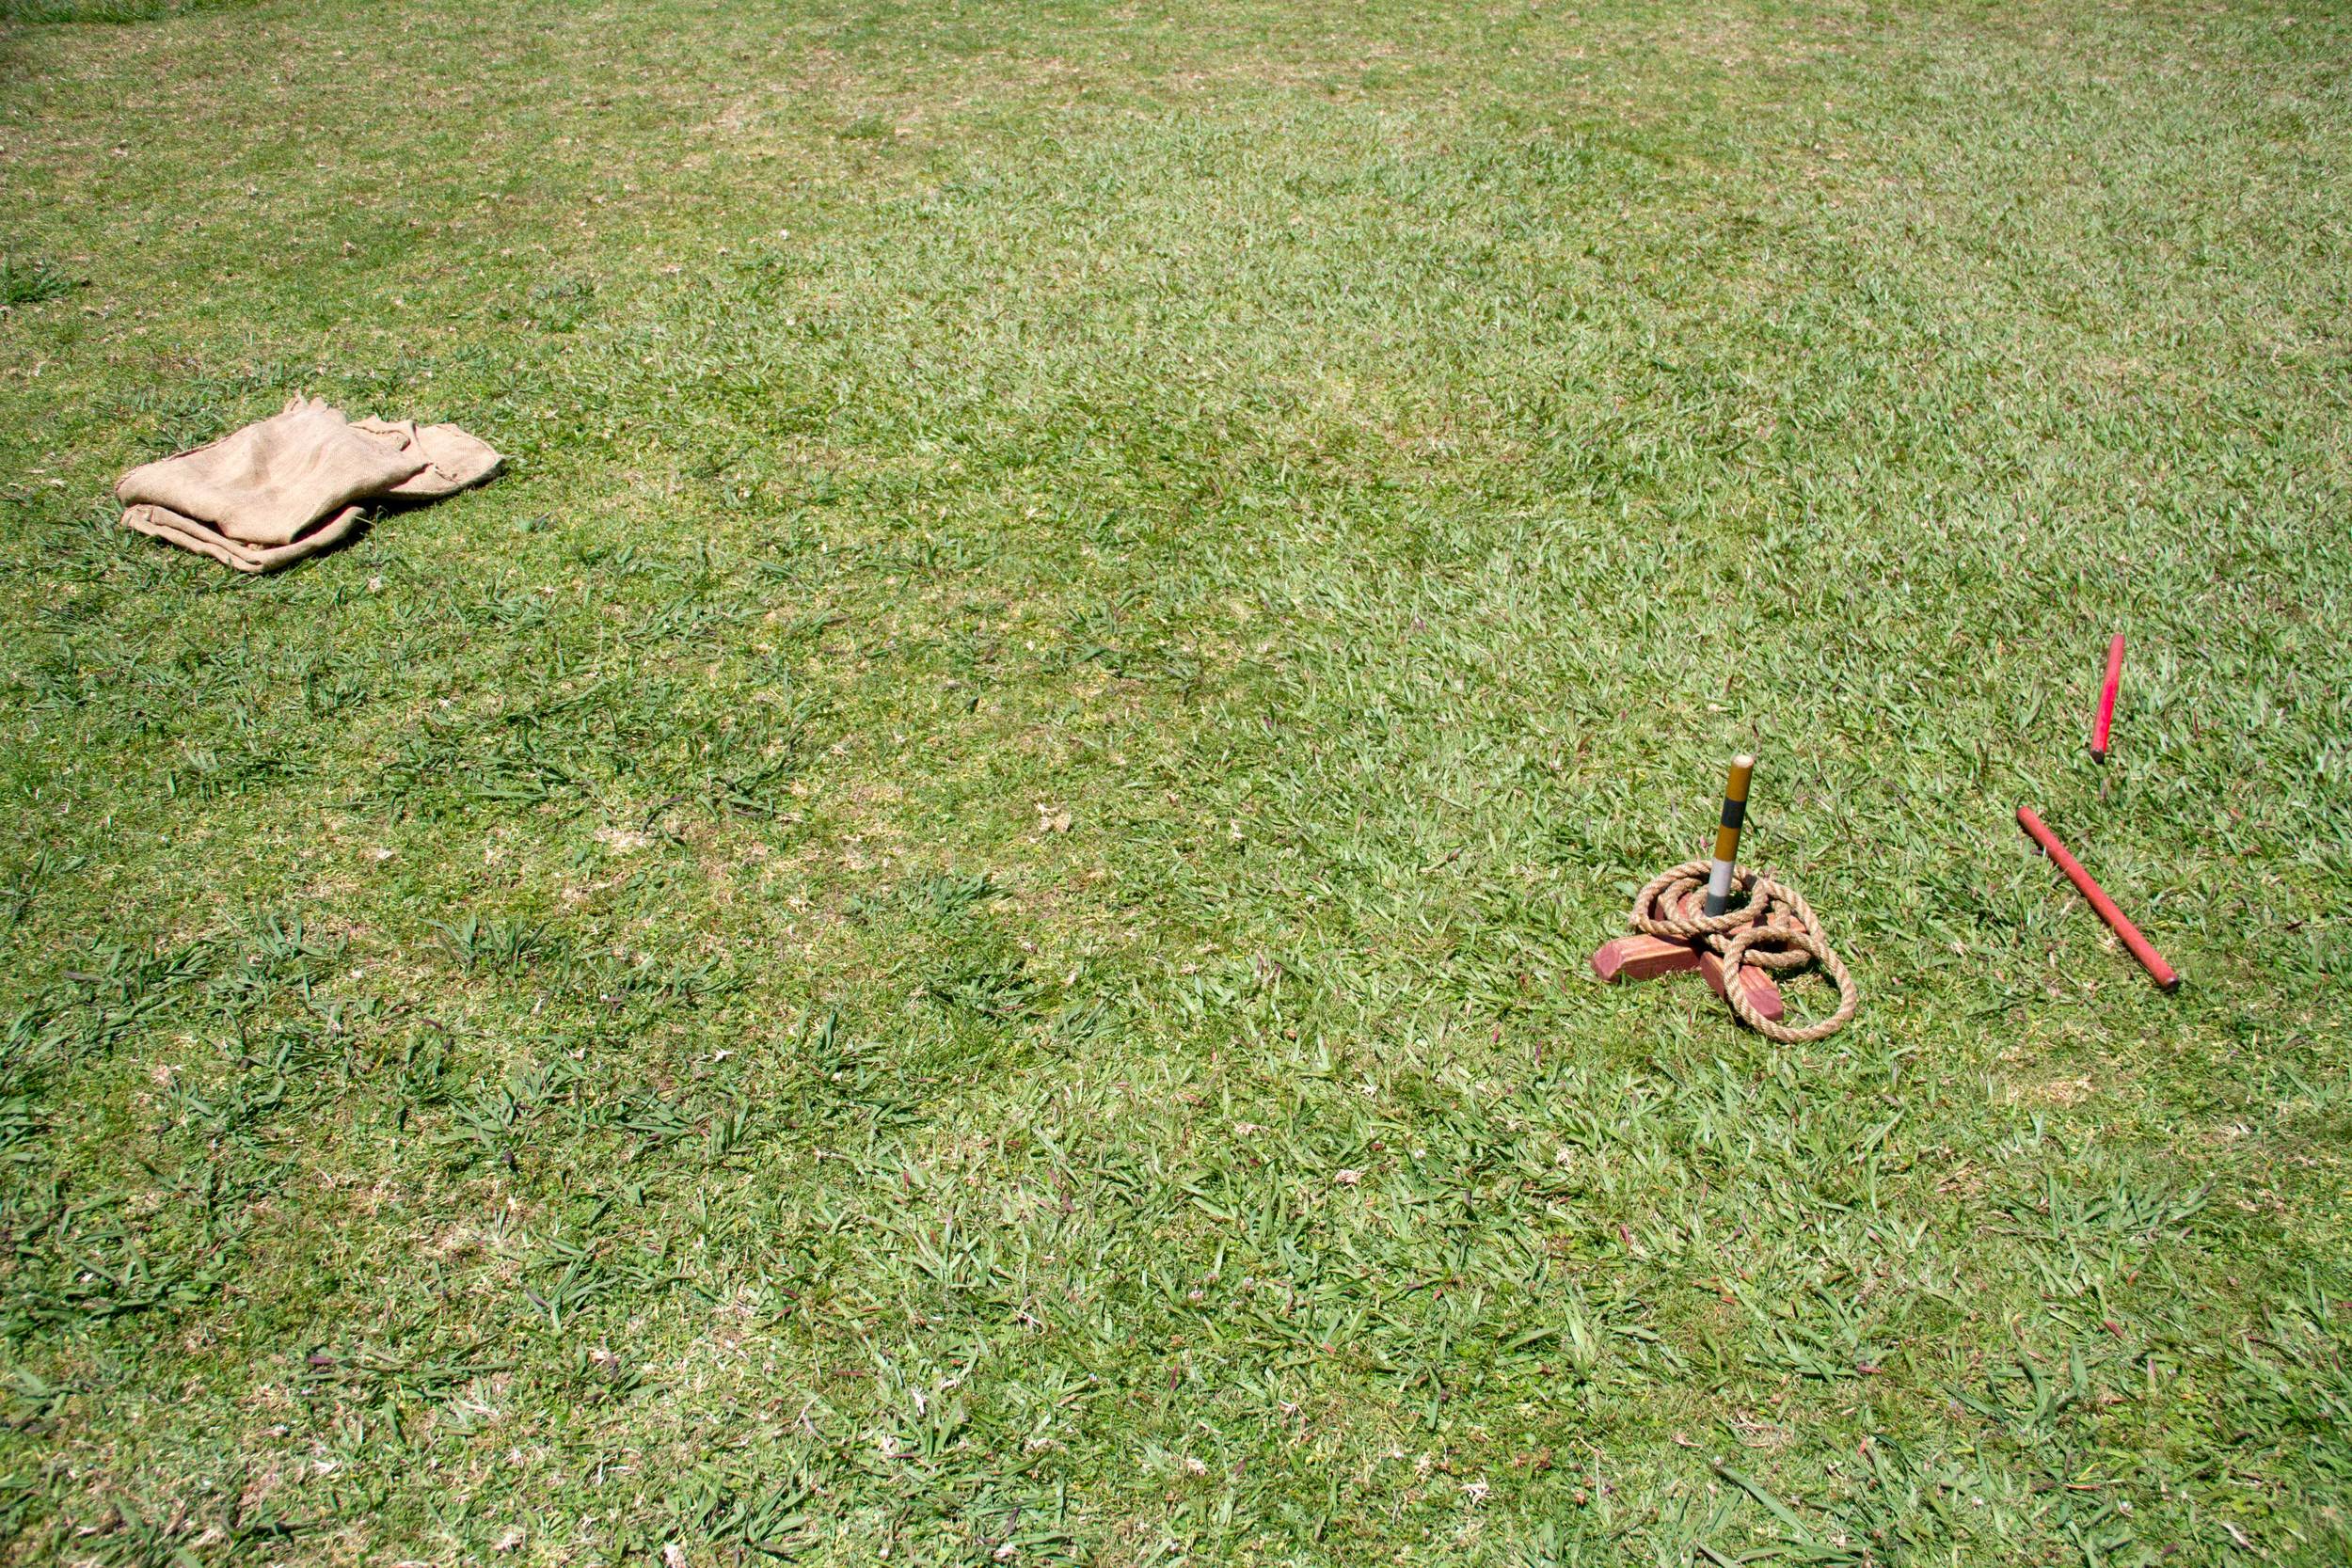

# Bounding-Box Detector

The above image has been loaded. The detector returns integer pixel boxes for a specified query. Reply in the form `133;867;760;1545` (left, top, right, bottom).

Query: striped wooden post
1702;754;1756;917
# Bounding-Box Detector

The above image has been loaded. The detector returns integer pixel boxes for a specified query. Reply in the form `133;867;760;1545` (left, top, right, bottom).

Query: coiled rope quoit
1628;860;1859;1043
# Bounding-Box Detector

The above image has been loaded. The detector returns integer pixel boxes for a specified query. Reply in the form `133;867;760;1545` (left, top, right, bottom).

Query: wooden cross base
1589;893;1785;1023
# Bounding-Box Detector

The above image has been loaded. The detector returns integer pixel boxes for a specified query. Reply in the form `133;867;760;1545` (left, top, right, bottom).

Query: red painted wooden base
1589;893;1786;1024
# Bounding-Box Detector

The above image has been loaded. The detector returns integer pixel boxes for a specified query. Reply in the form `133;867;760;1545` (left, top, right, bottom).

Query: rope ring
1621;858;1858;1043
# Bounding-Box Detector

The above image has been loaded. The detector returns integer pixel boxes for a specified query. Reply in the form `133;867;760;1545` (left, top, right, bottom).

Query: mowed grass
3;0;2350;1561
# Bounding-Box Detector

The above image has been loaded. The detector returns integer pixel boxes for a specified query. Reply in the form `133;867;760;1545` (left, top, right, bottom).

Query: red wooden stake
2016;805;2180;992
2091;634;2124;761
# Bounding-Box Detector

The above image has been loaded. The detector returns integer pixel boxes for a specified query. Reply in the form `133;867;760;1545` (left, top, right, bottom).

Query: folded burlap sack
353;418;503;499
116;397;503;572
120;502;368;574
117;397;427;546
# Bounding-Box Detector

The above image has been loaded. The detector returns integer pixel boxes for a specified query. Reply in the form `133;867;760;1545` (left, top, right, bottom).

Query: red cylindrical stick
2090;634;2124;761
2016;806;2179;992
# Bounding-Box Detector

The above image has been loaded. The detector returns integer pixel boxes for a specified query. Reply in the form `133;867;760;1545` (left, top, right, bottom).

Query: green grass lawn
3;0;2349;1561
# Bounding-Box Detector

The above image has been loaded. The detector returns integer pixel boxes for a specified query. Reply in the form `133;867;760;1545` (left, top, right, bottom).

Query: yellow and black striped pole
1701;754;1756;917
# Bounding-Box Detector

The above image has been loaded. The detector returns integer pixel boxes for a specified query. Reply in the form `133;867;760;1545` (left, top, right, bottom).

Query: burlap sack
117;397;504;571
351;418;502;498
116;397;427;545
120;502;367;573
